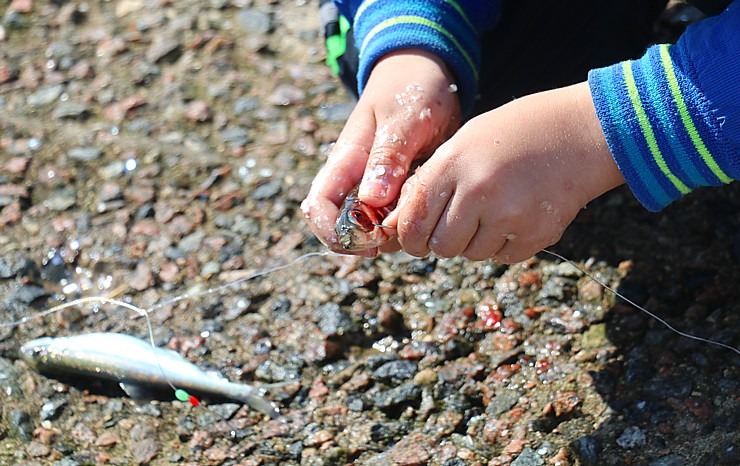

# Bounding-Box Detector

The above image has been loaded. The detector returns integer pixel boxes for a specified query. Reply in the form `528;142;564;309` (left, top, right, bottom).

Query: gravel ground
0;1;738;465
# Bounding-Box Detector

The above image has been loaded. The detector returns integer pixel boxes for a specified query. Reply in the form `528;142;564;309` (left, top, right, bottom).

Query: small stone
184;100;212;122
131;436;159;464
26;441;51;458
510;448;544;466
129;262;155;291
372;360;418;385
304;429;334;448
146;35;182;63
40;398;67;421
95;431;119;447
10;0;33;14
268;84;305;106
413;368;438;386
236;8;273;35
26;84;64;107
373;382;422;410
8;409;34;441
68;146;103;162
44;187;77;211
71;422;97;446
616;426;646;449
251;181;282;200
52;101;90;119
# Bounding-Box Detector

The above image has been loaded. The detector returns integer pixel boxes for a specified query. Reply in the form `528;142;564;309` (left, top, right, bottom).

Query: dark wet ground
0;1;738;465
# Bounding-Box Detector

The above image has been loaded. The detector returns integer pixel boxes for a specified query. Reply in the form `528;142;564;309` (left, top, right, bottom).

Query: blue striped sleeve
588;0;739;211
334;0;500;116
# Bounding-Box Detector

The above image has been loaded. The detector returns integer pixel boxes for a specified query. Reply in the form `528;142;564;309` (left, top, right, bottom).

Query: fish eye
349;210;375;231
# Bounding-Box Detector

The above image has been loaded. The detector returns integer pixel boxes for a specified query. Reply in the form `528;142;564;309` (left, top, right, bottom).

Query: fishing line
2;250;347;415
542;249;740;356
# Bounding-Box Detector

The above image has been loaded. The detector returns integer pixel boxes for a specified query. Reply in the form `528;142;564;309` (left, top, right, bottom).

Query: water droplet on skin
419;107;432;121
540;201;557;215
503;233;518;241
392;166;405;178
373;166;386;177
448;83;458;93
439;191;448;199
429;237;440;246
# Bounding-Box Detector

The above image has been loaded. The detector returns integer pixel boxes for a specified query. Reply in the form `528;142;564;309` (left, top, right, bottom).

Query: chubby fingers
358;101;439;208
302;118;376;250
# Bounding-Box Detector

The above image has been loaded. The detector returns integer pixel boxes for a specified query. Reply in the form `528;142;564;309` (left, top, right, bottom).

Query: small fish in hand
19;332;280;418
334;186;397;251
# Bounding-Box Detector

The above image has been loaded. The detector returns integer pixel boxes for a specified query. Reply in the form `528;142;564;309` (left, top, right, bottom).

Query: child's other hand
384;82;626;263
302;50;461;254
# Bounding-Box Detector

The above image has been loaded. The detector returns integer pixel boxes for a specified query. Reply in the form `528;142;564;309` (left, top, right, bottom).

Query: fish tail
241;391;281;419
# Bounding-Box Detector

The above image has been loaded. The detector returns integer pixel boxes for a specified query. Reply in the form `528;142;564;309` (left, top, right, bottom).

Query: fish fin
119;382;157;401
233;385;281;419
242;393;281;419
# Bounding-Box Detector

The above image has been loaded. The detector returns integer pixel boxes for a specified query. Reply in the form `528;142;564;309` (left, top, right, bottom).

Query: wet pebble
251;181;282;200
26;440;51;458
373;382;421;411
39;398;67;421
52;101;90;120
70;422;96;446
26;84;64;107
616;425;646;449
313;302;358;336
269;84;305;106
220;126;251;147
184;100;212;122
236;8;274;35
8;408;34;441
145;35;182;63
511;447;544;466
573;435;600;466
67;147;102;162
44;187;77;211
130;423;160;464
372;360;418;385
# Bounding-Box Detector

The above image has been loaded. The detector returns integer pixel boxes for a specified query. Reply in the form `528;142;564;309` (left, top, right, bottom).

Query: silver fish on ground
335;186;397;251
19;332;280;418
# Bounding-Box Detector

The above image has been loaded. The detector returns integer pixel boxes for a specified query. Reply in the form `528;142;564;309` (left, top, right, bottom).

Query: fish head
335;187;397;251
18;337;54;368
335;203;395;251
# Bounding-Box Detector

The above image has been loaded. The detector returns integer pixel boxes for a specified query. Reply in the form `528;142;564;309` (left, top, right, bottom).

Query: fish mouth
18;337;53;366
338;232;356;250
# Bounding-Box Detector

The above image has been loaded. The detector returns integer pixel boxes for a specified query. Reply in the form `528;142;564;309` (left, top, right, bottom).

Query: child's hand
384;82;626;263
302;49;461;254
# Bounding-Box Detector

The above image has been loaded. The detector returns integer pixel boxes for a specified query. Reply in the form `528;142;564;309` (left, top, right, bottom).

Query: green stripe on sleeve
359;15;478;81
622;61;691;194
658;44;732;184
